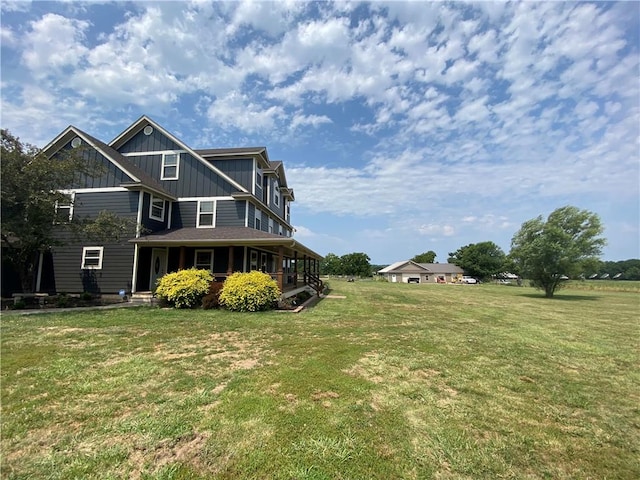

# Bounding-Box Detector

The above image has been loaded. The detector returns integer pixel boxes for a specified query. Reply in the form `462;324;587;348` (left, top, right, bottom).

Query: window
161;153;179;180
255;210;262;231
256;168;262;187
150;196;165;221
274;180;280;206
268;218;274;233
55;193;74;223
194;250;214;271
250;250;258;270
197;200;215;227
81;247;104;270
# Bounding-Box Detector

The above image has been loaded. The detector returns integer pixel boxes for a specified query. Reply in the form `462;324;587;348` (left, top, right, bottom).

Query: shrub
201;281;224;310
155;268;213;309
219;271;281;312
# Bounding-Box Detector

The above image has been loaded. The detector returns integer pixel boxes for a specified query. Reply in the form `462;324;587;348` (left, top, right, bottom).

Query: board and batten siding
126;153;238;198
171;201;197;229
117;128;182;153
212;159;254;192
58;142;135;189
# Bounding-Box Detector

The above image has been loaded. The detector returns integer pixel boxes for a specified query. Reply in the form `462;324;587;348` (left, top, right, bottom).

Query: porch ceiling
130;227;322;259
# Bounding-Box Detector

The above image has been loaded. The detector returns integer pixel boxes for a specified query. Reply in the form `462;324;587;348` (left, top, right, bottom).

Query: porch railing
303;272;324;296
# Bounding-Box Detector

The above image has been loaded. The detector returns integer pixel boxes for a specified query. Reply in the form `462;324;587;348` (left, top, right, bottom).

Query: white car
461;276;477;284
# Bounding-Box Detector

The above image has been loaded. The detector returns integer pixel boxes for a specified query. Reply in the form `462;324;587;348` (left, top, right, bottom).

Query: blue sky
1;1;638;264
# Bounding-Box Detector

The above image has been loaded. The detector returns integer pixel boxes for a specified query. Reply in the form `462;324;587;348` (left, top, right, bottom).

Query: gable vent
71;137;82;148
143;126;154;136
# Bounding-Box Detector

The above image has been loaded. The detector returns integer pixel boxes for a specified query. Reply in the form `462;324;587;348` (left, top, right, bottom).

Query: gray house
378;261;464;283
37;116;322;297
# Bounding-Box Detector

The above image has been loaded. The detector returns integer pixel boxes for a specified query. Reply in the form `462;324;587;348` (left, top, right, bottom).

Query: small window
250;251;258;270
197;200;215;227
194;250;214;272
55;193;74;223
274;180;280;206
255;210;262;231
256;168;262;186
268;218;274;233
150;196;165;221
81;247;104;270
161;153;179;180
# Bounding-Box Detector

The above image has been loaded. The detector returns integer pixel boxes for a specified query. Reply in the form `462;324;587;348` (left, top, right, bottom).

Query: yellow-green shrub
219;271;281;312
155;268;213;308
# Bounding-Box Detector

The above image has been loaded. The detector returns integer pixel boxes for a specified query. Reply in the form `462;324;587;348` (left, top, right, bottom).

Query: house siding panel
127;153;237;198
48;190;139;293
171;201;197;228
58;143;134;189
49;233;135;294
212;159;253;191
117;128;182;153
248;203;256;228
216;200;245;227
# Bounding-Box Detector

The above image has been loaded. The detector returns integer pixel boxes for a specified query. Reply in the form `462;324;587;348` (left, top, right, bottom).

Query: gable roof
377;260;430;273
378;261;464;274
108;115;248;194
42;126;175;199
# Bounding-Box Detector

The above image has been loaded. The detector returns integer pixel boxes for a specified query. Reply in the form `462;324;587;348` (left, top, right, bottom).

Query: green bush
219;271;281;312
155;268;213;309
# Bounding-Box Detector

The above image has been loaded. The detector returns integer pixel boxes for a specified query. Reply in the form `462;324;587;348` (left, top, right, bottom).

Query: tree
340;252;371;277
510;206;606;298
448;241;506;280
1;129;135;293
411;250;437;263
320;253;342;276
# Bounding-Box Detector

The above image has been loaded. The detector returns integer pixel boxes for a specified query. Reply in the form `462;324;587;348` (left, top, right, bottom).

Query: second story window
54;192;74;224
197;200;215;227
256;167;262;187
161;153;180;180
255;210;262;231
150;196;165;221
274;180;280;207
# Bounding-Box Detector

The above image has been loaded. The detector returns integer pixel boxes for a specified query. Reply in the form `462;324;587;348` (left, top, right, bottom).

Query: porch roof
130;227;322;260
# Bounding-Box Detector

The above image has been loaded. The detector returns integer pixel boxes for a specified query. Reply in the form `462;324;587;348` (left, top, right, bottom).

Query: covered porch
130;227;323;296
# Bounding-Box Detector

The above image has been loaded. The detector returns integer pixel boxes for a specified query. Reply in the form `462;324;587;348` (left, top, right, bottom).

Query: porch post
227;246;234;278
294;251;298;287
179;246;186;270
276;246;284;292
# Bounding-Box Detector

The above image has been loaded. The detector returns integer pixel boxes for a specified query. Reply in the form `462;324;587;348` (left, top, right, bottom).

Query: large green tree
411;250;437;263
320;253;342;276
340;252;371;277
448;241;506;280
510;206;606;298
1;129;135;293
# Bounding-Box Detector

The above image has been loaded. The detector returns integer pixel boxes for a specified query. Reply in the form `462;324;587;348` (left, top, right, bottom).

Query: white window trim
256;166;263;188
161;152;180;180
274;180;280;206
55;192;75;223
255;210;262;231
81;246;104;270
197;199;216;228
194;249;214;272
268;218;274;233
149;195;165;222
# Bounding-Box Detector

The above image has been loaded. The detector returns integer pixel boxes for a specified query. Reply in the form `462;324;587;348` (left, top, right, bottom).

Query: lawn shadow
518;293;601;302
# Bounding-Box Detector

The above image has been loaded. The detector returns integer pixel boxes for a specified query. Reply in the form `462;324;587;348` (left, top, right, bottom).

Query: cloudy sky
1;1;638;264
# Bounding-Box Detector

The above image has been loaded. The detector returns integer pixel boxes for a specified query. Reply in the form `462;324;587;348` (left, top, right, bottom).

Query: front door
150;248;168;289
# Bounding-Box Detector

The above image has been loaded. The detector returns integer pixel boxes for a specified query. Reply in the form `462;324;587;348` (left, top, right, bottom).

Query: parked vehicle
461;276;477;284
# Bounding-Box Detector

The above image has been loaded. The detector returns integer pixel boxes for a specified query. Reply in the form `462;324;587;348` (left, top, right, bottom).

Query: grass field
2;282;639;479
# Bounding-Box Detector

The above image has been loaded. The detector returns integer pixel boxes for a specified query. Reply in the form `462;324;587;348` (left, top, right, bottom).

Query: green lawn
2;282;639;479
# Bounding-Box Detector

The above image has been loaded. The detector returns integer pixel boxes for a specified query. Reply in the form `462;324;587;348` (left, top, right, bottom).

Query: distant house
378;261;464;284
32;115;323;298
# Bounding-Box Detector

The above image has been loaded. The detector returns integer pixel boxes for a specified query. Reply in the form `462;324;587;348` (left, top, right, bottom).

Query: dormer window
161;153;179;180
